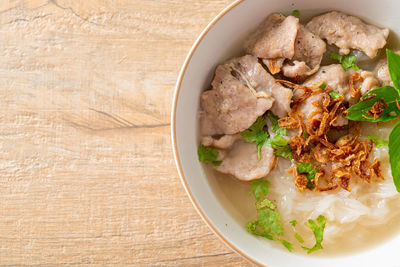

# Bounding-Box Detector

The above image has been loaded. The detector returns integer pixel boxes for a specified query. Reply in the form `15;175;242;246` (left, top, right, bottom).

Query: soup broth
208;120;400;255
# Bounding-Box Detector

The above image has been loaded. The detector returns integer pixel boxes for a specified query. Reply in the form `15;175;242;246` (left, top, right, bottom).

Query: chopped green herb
319;81;327;90
302;132;310;139
329;51;359;70
329;91;343;100
258;208;283;236
290;220;297;227
281;240;294;252
249;178;270;201
387;49;400;90
302;215;326;254
346;86;400;122
242;117;269;160
268;135;292;160
246;221;273;240
368;134;389;147
197;145;222;166
296;163;313;173
296;163;318;189
341;54;359;70
256;198;276;210
295;233;305;244
292;9;300;18
329;52;343;62
267;111;287;136
389;123;400;192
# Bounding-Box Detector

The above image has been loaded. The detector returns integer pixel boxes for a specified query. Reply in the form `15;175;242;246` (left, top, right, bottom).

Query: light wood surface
0;0;252;266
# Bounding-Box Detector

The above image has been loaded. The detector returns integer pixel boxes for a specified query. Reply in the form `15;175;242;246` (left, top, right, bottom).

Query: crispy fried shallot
277;79;384;192
367;98;388;120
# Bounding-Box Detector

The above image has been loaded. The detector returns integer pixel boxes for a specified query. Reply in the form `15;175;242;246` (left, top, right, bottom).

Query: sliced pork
201;134;242;150
200;57;274;136
306;11;389;58
303;64;379;103
374;59;392;86
214;140;276;181
244;14;299;60
282;25;326;79
231;55;293;117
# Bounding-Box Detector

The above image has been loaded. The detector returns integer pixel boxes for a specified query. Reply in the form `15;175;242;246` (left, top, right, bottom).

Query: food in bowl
197;10;400;255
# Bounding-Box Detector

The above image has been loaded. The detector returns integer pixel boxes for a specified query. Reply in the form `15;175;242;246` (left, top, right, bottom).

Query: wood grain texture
0;0;253;266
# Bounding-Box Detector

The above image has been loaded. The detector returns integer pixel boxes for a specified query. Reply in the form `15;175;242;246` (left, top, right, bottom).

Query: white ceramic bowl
171;0;400;266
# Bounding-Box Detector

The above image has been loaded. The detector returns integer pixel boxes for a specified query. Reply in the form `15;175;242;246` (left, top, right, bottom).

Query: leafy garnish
256;198;276;210
197;145;222;166
242;117;269;160
290;220;297;227
345;86;400;122
387;49;400;90
329;52;343;62
292;9;300;18
247;221;273;240
296;163;313;173
247;178;286;249
329;91;343;100
389;123;400;192
281;240;294;252
302;215;326;254
319;81;327;90
267;111;287;136
295;233;304;243
302;132;310;138
268;135;292;159
368;134;389;147
296;163;318;189
329;52;359;70
341;54;360;70
258;208;283;236
249;178;270;201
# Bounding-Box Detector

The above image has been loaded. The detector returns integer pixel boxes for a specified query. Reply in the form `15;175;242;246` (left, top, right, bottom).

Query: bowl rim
170;0;265;266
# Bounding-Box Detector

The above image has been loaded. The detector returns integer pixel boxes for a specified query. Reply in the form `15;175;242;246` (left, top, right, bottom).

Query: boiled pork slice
214;139;276;181
229;55;293;117
244;13;299;60
306;11;389;58
201;134;242;150
282;25;326;79
303;64;379;104
200;57;274;136
374;59;392;86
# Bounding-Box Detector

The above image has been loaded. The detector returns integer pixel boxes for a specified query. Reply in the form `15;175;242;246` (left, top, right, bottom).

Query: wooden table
0;0;251;265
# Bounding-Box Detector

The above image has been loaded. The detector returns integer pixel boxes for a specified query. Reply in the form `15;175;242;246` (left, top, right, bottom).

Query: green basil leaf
346;86;400;122
389;122;400;192
387;49;400;90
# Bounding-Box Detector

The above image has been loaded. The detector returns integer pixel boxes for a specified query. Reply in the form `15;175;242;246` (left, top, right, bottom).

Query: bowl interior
172;0;400;266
